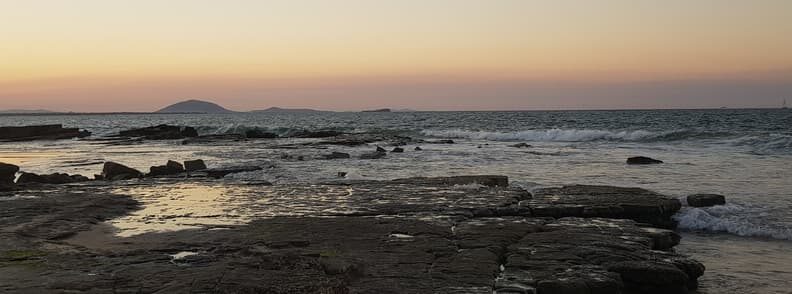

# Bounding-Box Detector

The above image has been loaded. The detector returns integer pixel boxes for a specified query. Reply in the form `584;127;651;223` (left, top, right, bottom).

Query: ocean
1;108;791;293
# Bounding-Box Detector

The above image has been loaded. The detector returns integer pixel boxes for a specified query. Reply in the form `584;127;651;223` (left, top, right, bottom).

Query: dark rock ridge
0;177;703;293
119;124;198;140
391;175;509;187
687;194;726;207
0;124;90;141
16;172;90;185
627;156;664;164
101;162;143;181
510;142;532;148
156;99;235;113
391;147;404;153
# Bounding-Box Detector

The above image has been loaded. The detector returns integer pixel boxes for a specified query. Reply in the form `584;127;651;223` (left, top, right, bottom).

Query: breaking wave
420;128;713;142
674;205;792;241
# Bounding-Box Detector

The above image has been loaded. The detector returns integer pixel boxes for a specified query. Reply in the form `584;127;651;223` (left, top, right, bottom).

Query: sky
1;0;791;112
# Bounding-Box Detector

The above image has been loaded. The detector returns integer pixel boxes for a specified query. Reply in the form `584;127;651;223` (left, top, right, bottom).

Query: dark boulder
687;194;726;207
204;166;263;179
119;125;198;140
337;172;347;178
323;152;351;160
0;124;90;142
291;130;343;138
16;172;90;184
376;146;386;153
0;162;19;185
148;160;186;177
627;156;664;164
360;152;386;160
391;147;404;153
414;146;423;151
102;162;143;181
184;159;207;172
245;129;278;139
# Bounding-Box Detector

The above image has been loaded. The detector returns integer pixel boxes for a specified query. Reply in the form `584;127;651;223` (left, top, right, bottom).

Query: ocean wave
420;128;703;142
674;205;792;241
728;134;792;154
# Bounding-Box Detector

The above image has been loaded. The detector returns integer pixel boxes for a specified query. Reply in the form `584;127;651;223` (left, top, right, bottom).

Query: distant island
156;99;235;114
361;108;391;113
251;107;323;113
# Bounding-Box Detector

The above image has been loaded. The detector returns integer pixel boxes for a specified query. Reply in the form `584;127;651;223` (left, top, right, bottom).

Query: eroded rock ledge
0;176;702;294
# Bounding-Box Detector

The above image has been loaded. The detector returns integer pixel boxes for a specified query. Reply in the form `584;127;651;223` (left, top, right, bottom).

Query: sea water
1;109;790;292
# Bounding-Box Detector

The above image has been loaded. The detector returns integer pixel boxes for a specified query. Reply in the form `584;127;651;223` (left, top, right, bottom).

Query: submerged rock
184;159;208;172
391;147;404;153
510;143;532;148
687;194;726;207
627;156;664;164
245;129;278;139
323;152;351;160
204;166;263;179
392;175;509;187
414;146;423;151
376;146;386;153
426;139;455;144
291;130;344;138
182;134;246;145
0;124;90;142
119;124;198;140
102;162;143;181
16;172;90;184
359;152;386;159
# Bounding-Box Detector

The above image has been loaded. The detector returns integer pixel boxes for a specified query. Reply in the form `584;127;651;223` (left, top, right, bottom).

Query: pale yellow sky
1;0;791;111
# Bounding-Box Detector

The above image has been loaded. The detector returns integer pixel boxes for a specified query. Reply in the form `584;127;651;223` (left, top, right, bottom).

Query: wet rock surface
0;177;702;293
102;162;144;181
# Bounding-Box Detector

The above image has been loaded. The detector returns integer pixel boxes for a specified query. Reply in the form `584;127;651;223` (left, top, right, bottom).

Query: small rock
102;162;143;181
391;147;404;153
204;166;262;179
376;146;386;153
414;146;423;151
337;172;347;178
627;156;664;164
184;159;207;172
687;194;726;207
324;152;351;160
427;139;455;144
510;143;532;148
166;160;185;172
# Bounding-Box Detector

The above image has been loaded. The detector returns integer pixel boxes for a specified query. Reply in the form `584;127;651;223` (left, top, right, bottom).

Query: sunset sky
1;0;791;111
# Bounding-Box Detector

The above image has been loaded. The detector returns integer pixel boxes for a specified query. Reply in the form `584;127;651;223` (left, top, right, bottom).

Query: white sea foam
421;129;666;142
674;205;792;241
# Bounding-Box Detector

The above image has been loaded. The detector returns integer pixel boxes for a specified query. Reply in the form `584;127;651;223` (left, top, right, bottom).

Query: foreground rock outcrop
0;176;702;293
0;124;90;141
686;194;726;207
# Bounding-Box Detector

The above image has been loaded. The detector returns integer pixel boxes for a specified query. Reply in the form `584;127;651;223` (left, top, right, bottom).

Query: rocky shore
0;124;708;293
0;173;703;293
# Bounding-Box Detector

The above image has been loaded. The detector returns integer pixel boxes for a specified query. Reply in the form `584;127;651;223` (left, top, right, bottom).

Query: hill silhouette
156;100;234;113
